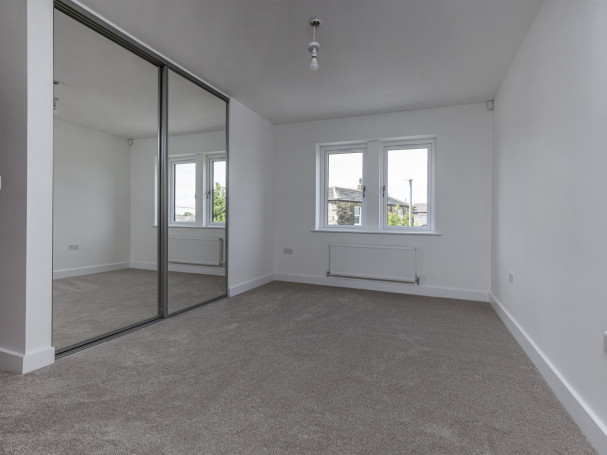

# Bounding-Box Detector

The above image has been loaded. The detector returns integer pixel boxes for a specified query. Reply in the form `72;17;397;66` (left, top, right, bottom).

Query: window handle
362;185;366;197
206;189;211;199
382;185;386;197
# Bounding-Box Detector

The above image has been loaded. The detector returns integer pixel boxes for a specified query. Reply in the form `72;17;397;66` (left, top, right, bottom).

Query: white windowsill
311;229;441;236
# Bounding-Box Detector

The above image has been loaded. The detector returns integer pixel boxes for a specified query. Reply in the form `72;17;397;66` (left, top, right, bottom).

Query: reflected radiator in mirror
168;237;223;267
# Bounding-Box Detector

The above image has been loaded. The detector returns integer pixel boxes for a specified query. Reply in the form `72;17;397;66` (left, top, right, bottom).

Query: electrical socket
68;244;79;251
283;248;293;255
508;272;514;284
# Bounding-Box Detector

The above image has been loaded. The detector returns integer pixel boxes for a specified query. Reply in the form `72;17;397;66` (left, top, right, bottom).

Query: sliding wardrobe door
52;10;160;351
166;69;227;314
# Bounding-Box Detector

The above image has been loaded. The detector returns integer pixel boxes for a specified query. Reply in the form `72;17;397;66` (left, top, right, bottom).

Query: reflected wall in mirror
52;10;159;350
166;69;227;314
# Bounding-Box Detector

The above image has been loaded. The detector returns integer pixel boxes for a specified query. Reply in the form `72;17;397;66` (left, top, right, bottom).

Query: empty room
1;0;606;453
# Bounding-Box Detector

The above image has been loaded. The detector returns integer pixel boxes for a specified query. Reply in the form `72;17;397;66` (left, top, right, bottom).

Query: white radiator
329;243;417;283
168;237;223;267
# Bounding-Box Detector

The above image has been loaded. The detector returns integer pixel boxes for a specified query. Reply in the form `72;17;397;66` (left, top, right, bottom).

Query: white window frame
207;154;227;227
381;138;435;232
169;156;201;227
168;153;226;228
320;145;367;230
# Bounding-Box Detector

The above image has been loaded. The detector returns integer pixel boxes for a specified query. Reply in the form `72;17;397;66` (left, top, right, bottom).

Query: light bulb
307;19;321;72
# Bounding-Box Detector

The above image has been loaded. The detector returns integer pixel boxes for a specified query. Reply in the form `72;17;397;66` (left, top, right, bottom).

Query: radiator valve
415;273;421;285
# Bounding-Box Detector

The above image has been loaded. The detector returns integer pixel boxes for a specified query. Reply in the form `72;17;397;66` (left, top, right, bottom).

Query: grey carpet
53;269;225;349
2;282;596;454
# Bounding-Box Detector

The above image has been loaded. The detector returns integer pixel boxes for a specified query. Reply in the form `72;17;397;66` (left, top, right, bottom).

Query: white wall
25;0;54;369
273;104;492;300
129;134;156;268
0;0;54;373
492;0;607;451
130;130;226;275
227;100;275;295
0;0;28;364
53;120;131;277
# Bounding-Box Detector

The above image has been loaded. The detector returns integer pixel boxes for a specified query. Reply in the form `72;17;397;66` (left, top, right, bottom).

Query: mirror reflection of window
167;69;227;315
210;158;226;225
174;161;197;223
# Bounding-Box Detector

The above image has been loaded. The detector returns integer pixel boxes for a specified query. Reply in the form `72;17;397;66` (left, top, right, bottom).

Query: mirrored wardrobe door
166;69;227;314
52;9;160;351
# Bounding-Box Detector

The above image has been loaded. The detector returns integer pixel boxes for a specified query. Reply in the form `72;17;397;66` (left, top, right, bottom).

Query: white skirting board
54;262;226;280
228;273;274;297
0;346;54;374
130;262;225;276
489;293;607;454
53;262;130;280
274;272;488;302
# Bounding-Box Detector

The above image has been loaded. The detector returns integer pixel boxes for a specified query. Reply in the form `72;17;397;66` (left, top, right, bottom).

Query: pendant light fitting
308;18;321;71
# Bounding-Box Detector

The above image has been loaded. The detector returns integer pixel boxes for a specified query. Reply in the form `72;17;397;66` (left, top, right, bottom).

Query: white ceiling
73;0;543;125
54;10;226;139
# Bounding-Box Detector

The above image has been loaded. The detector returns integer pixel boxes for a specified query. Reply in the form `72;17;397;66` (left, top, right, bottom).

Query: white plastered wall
0;0;28;369
273;104;493;301
0;0;54;374
53;120;132;278
227;100;275;295
491;0;607;451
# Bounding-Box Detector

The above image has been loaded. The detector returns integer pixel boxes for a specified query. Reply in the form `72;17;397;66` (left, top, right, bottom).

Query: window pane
212;160;226;223
327;152;363;226
386;148;428;227
354;206;361;225
174;162;196;222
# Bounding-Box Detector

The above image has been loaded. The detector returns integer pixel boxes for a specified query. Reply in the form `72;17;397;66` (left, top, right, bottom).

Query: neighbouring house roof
413;203;428;213
327;186;407;207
